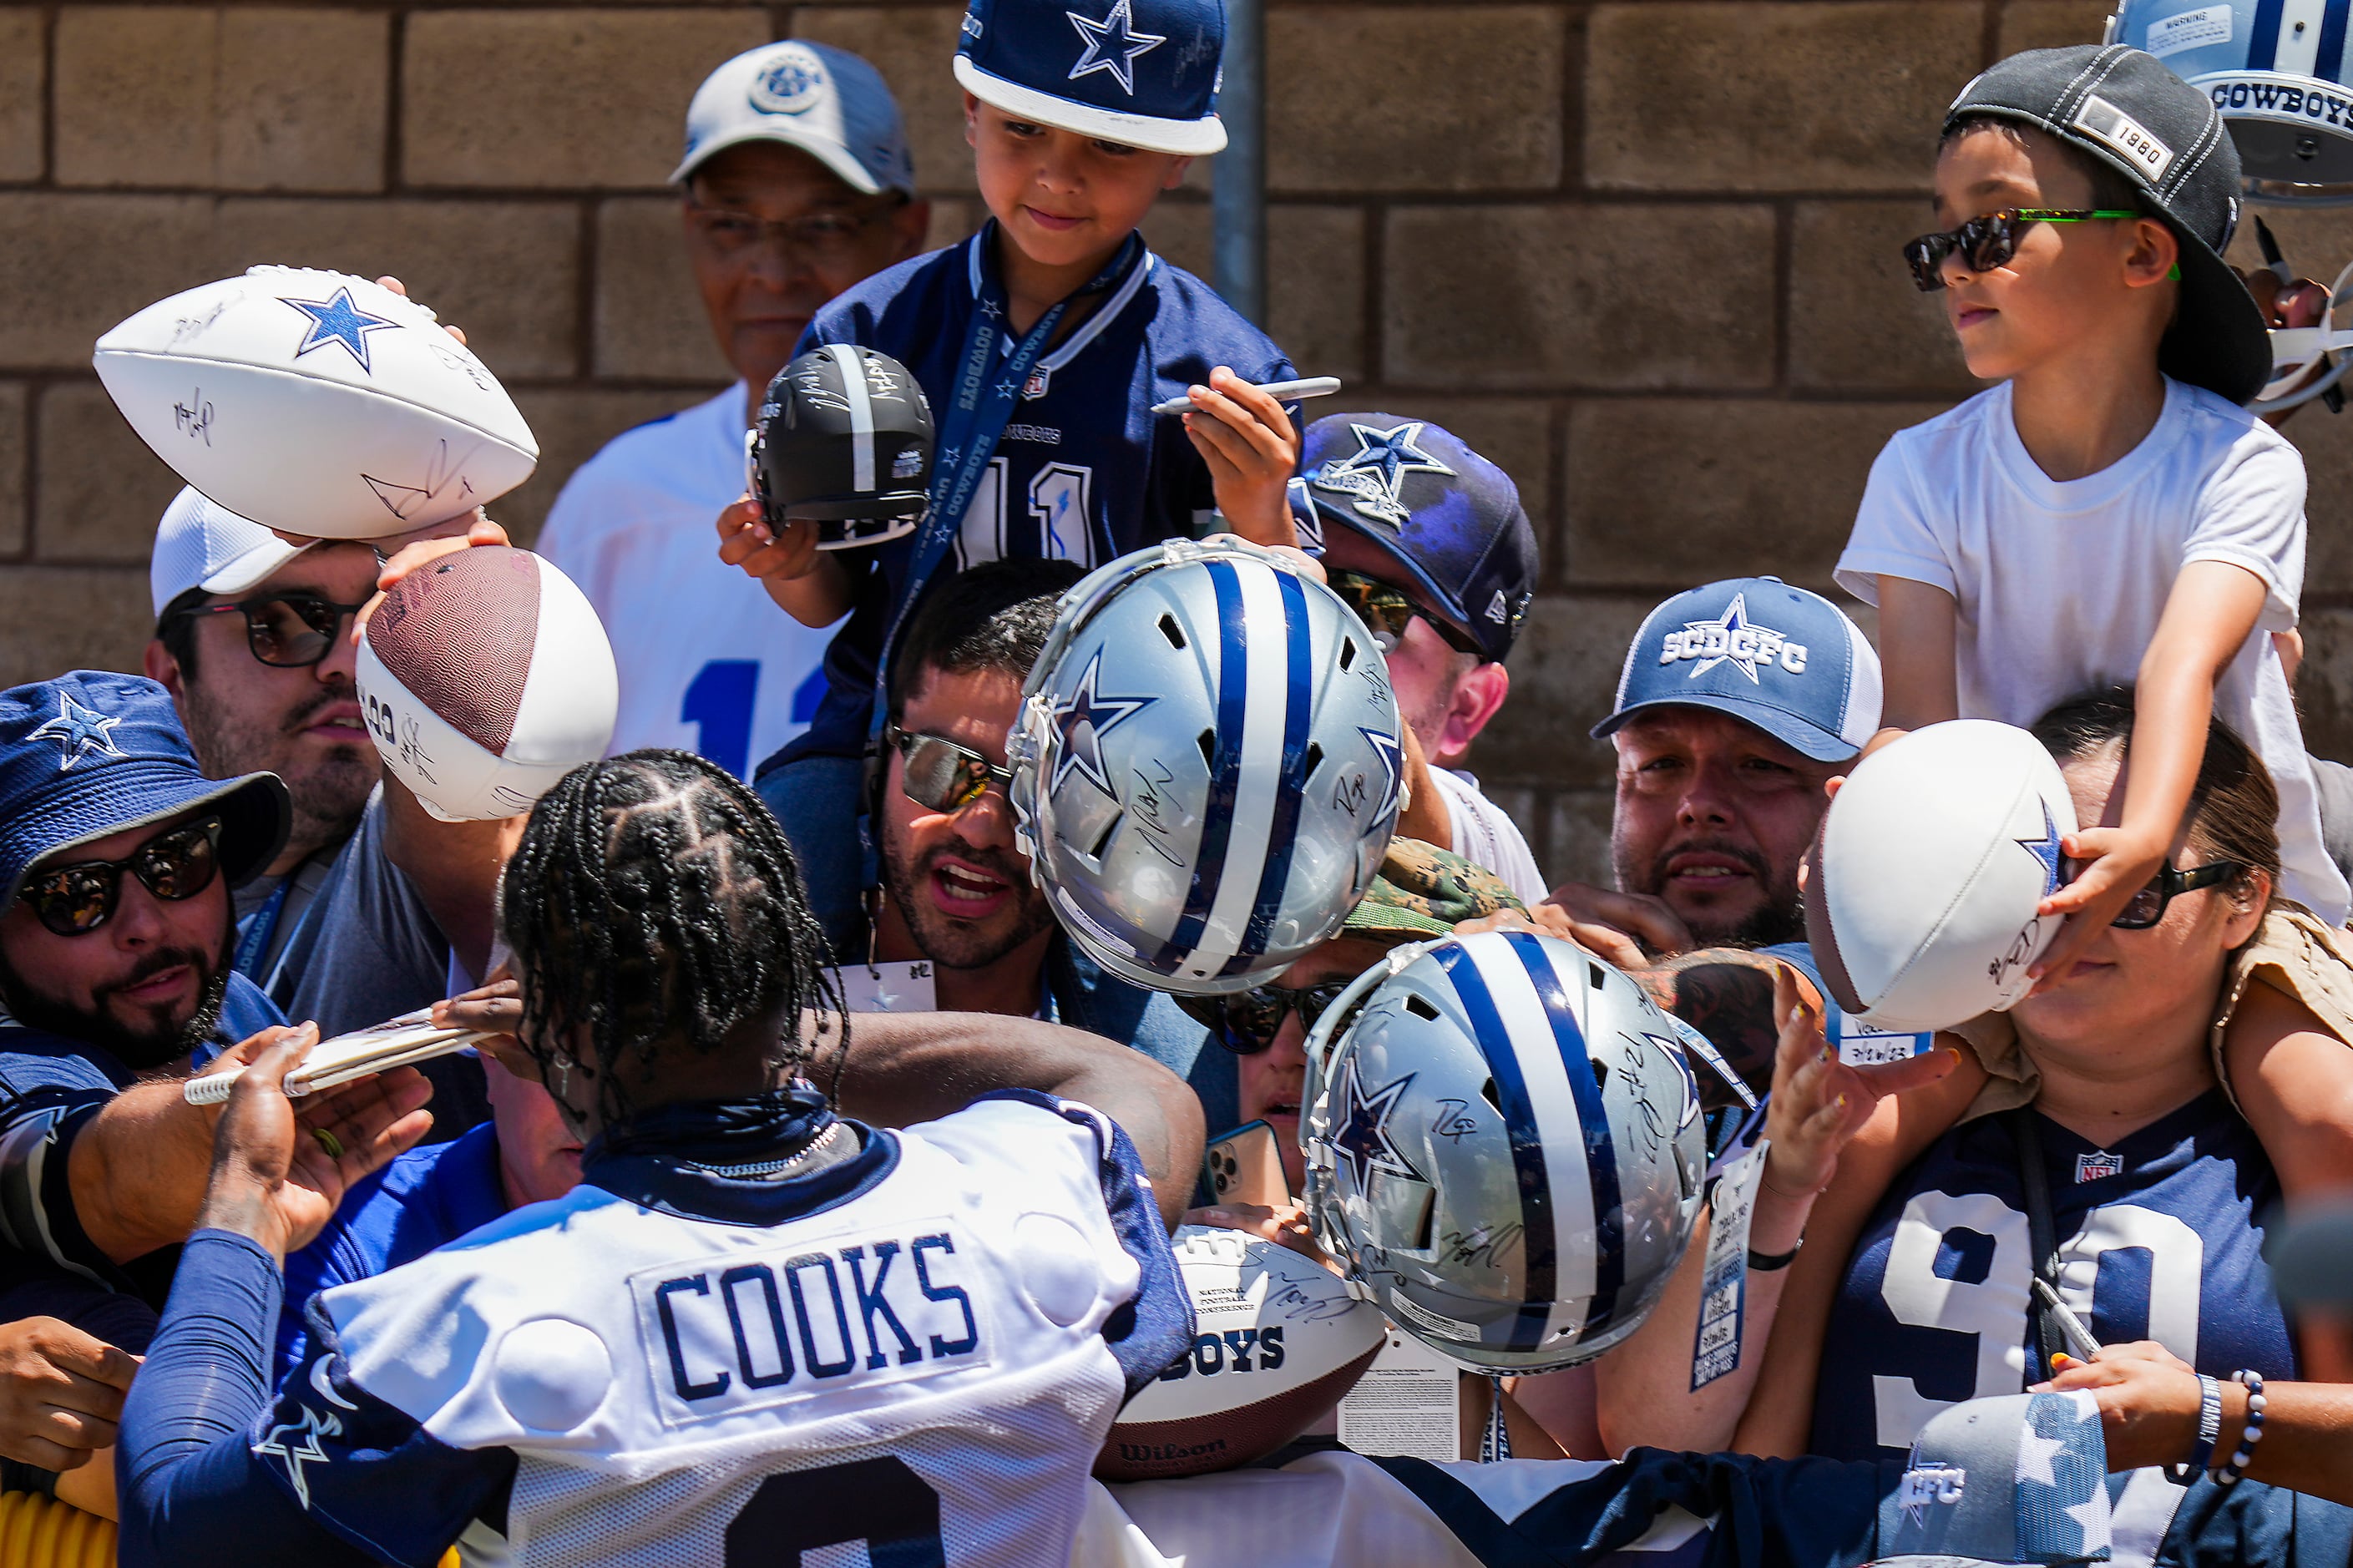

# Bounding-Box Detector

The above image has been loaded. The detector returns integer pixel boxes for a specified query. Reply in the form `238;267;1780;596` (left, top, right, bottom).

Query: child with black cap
1841;44;2345;951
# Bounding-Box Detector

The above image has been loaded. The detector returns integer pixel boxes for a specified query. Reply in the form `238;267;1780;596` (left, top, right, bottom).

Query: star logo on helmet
28;693;126;771
2016;802;2063;898
282;286;400;375
253;1402;342;1510
1066;0;1165;94
1050;650;1154;799
1359;727;1402;821
1331;1064;1423;1191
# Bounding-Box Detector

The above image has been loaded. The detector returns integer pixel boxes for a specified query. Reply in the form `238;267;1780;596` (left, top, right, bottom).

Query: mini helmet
1006;539;1404;996
2108;0;2353;200
747;344;934;549
1300;929;1708;1373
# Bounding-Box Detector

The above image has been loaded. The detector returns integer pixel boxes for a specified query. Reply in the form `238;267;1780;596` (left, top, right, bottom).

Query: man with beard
0;672;428;1326
145;489;496;1135
858;561;1232;1130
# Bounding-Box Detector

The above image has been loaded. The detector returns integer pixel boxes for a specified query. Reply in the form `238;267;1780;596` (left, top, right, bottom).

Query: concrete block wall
8;0;2352;886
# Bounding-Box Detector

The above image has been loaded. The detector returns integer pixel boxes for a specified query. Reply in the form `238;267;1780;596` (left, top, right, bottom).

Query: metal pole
1212;0;1266;324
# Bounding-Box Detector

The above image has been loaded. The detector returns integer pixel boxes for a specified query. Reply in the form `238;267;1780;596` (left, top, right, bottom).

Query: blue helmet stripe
1232;565;1313;969
2251;0;2287;69
1160;556;1248;965
1435;941;1556;1349
1504;929;1627;1336
2321;0;2351;82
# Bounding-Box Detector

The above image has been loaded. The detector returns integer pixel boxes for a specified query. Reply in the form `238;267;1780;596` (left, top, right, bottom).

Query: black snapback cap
1947;43;2271;406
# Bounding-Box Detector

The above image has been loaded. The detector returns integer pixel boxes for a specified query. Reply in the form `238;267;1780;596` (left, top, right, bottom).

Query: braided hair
498;749;843;1123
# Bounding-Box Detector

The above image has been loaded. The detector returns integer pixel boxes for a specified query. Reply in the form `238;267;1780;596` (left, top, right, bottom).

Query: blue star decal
282;286;399;375
2016;802;2063;898
1323;421;1452;502
1067;0;1166;94
1050;650;1154;799
1359;727;1403;820
28;694;125;771
1331;1063;1423;1192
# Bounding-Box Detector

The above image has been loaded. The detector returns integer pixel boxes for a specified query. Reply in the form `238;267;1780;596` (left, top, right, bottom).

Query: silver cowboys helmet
1006;539;1404;996
1301;930;1708;1372
2109;0;2353;200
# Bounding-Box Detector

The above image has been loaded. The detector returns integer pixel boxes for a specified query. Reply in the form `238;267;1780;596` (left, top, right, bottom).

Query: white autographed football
94;267;537;539
1804;719;2079;1034
1096;1226;1383;1481
357;547;616;823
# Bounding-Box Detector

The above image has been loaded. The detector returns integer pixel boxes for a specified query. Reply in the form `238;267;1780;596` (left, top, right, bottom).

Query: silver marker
1151;376;1342;417
2032;1277;2103;1363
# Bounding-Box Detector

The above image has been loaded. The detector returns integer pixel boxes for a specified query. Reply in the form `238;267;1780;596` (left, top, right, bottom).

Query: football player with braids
114;749;1206;1568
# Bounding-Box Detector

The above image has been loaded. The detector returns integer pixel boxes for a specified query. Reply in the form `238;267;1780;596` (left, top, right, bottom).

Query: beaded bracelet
2213;1370;2264;1486
2168;1374;2223;1484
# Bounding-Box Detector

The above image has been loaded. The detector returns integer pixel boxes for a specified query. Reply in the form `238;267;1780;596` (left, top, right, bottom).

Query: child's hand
2027;825;2168;989
1761;966;1956;1201
715;494;824;585
1182;367;1302;546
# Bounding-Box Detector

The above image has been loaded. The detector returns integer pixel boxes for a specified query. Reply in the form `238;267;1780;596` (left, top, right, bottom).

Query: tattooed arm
1627;948;1819;1108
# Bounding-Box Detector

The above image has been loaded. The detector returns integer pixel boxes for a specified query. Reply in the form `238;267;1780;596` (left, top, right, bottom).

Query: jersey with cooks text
537;386;840;779
774;229;1293;768
1812;1089;2295;1466
215;1090;1187;1566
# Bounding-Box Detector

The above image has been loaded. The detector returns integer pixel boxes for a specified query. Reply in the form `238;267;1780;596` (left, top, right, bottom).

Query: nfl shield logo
1024;368;1050;400
2074;1151;2124;1184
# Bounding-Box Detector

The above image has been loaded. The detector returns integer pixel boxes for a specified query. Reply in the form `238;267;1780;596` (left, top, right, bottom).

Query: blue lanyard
231;875;292;979
865;223;1143;746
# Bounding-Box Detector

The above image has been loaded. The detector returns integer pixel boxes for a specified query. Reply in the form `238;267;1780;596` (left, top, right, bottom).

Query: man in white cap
143;488;490;1136
536;40;931;778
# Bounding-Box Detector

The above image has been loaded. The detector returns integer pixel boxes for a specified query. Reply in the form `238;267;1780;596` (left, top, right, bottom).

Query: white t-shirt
1837;377;2349;924
536;385;840;779
1430;766;1548;905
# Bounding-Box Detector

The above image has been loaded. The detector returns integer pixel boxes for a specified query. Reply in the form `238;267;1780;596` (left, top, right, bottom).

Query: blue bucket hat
0;672;289;909
1594;578;1882;763
1293;413;1539;665
955;0;1227;155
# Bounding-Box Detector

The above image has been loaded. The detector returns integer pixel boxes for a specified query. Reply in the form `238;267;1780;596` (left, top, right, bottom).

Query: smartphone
1202;1120;1292;1209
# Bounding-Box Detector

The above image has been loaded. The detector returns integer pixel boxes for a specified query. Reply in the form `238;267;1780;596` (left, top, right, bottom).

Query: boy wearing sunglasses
1839;44;2342;959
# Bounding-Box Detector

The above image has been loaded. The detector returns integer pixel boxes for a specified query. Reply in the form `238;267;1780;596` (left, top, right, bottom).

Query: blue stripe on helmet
1156;557;1247;968
1230;565;1313;971
2320;0;2350;82
1434;940;1556;1351
2251;0;2287;69
1504;929;1627;1337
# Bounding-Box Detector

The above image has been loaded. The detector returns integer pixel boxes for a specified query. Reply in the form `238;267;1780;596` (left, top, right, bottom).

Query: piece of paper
1339;1324;1462;1461
1692;1136;1768;1391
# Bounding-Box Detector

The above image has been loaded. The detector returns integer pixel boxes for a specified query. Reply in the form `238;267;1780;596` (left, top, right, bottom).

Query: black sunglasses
1177;979;1357;1056
2062;857;2243;930
1902;208;2141;292
167;594;370;669
886;723;1012;814
1326;569;1483;657
20;816;224;937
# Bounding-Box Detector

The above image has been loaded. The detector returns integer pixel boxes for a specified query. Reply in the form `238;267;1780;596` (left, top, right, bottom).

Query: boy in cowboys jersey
716;0;1301;948
114;751;1202;1567
538;42;931;779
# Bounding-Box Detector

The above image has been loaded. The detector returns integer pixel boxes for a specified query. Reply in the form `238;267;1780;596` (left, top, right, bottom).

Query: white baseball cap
671;40;916;195
149;487;311;618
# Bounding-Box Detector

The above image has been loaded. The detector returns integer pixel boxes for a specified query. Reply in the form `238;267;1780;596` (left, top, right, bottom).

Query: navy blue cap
1594;578;1882;763
1293;413;1539;664
0;672;289;909
955;0;1227;155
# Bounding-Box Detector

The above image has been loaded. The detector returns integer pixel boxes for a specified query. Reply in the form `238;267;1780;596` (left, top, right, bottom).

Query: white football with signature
1096;1225;1383;1480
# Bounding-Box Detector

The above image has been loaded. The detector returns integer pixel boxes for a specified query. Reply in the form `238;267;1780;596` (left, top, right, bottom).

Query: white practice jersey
263;1093;1190;1567
537;386;840;779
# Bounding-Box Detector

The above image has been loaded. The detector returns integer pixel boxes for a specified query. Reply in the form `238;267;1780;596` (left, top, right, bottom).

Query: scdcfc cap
1595;577;1882;764
673;39;916;195
956;0;1227;156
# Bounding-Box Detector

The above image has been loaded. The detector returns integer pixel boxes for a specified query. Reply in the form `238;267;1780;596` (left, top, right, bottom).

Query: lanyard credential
863;222;1144;750
231;875;293;980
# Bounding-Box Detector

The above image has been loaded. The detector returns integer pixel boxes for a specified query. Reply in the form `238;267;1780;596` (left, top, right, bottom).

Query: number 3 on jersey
958;460;1097;569
1872;1193;2203;1448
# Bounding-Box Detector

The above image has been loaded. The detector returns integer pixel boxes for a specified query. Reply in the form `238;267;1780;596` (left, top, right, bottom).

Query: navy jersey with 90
782;229;1293;765
1810;1089;2295;1464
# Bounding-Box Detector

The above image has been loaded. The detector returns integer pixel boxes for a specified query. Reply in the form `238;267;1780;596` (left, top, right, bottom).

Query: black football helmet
748;345;935;550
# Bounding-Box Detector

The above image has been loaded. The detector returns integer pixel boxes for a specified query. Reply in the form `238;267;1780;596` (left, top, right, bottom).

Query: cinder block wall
8;0;2353;885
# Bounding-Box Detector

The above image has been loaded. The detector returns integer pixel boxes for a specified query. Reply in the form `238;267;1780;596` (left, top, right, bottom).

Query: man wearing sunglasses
1292;414;1546;906
0;675;428;1392
537;40;930;780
